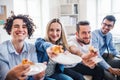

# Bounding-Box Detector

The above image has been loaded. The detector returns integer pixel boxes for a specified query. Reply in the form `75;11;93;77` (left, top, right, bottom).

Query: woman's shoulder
36;38;46;42
35;38;46;44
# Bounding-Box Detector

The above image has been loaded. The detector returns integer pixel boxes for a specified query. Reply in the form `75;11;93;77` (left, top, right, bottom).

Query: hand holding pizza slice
22;59;34;65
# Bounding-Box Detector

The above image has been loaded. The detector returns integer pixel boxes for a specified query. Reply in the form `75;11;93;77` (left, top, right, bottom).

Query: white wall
49;0;60;19
0;0;13;43
13;0;28;14
0;25;10;43
0;0;91;43
0;0;60;43
41;0;50;37
79;0;87;20
0;0;13;17
87;0;97;31
41;0;60;36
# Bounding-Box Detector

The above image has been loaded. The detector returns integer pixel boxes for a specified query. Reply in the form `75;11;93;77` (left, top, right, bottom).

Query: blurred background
0;0;120;51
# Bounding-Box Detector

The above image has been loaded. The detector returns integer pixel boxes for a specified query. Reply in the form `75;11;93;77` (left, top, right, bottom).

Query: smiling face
76;25;91;44
101;19;114;34
10;19;28;42
48;22;62;44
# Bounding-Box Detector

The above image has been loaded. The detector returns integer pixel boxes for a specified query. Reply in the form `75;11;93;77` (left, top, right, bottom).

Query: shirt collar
8;40;28;54
99;29;106;37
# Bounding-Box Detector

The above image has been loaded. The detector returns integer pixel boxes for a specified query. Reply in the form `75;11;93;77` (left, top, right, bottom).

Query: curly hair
4;14;36;39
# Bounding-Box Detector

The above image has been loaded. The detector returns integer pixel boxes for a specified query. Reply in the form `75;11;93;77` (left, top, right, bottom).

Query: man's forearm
69;46;83;57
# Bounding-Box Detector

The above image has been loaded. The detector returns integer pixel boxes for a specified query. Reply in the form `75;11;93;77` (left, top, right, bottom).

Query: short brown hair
76;21;90;32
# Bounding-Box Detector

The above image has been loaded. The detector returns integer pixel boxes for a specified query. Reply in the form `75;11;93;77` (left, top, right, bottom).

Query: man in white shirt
64;21;104;80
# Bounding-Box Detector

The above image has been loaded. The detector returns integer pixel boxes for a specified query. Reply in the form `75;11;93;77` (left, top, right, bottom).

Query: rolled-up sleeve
35;38;53;51
35;38;53;63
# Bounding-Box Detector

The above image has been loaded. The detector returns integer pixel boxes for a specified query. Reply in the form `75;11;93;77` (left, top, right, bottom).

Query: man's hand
33;62;46;80
6;64;30;80
34;70;46;80
81;50;98;68
82;49;98;60
108;67;120;76
82;57;96;69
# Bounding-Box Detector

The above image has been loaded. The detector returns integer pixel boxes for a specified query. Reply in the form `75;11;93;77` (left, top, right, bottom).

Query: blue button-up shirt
0;40;38;80
92;29;119;69
35;38;64;73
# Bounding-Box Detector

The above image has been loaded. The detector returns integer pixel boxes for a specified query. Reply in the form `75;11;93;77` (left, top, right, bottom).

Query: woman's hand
6;64;30;80
46;46;57;58
33;70;46;80
46;45;63;58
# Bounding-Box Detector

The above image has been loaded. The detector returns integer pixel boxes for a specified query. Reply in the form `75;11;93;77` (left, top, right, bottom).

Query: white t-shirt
65;36;91;68
68;36;91;54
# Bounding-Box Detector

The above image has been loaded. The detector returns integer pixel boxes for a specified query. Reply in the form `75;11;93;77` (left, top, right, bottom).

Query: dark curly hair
4;14;36;39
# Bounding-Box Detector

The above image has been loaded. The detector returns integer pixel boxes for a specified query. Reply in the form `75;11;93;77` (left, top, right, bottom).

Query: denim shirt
35;38;64;73
0;40;38;80
92;29;119;69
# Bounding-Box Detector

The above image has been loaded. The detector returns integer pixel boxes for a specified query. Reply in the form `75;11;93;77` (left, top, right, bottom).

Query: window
97;0;120;37
13;0;43;43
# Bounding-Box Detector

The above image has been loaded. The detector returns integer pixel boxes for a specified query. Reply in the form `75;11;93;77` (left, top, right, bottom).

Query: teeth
17;33;24;35
18;34;23;35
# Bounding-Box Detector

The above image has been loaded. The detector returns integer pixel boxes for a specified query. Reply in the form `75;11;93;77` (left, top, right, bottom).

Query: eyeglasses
102;23;113;28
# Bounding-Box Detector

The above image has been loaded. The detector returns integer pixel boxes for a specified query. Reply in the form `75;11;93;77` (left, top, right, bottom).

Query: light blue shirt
0;40;38;80
92;29;119;69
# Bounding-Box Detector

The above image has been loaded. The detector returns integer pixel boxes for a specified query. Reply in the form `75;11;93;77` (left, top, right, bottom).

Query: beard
76;37;90;45
80;39;90;45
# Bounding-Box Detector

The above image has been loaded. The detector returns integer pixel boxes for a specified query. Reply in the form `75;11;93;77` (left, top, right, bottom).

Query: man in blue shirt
0;14;45;80
92;15;120;80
